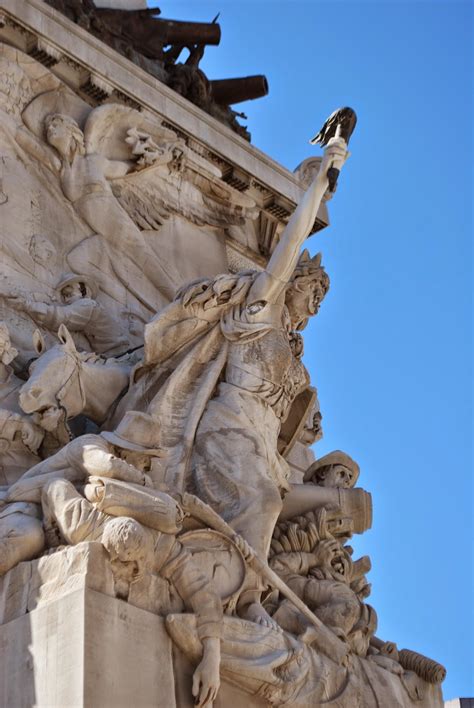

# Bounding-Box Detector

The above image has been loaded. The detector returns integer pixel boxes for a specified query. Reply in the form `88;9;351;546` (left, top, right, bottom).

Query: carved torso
60;153;110;203
224;303;309;420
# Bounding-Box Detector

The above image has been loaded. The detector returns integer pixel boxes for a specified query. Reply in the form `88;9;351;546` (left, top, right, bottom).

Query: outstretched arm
15;126;61;173
247;137;348;306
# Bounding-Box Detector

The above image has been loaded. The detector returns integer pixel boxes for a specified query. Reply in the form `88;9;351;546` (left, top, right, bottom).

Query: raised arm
247;137;348;306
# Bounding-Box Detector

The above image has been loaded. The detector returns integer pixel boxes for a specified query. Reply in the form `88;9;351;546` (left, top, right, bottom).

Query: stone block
0;587;176;708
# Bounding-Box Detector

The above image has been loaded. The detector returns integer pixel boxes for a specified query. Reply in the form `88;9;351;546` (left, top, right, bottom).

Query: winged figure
17;91;257;311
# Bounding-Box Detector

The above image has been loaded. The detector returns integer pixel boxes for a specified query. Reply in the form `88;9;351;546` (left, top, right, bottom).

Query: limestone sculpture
41;479;222;708
6;273;129;356
0;324;44;485
0;32;445;708
112;135;348;631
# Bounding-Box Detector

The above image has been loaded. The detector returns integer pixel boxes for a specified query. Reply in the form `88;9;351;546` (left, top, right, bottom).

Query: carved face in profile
46;116;73;155
285;277;328;331
45;114;85;161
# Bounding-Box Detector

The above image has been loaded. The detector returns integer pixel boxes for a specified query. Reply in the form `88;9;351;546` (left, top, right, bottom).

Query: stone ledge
0;0;329;234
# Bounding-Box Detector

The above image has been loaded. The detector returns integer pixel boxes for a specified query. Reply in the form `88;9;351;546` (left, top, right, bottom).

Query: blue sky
153;1;472;698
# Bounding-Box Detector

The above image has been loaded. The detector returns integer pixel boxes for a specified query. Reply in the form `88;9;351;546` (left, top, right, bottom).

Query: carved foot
241;602;282;632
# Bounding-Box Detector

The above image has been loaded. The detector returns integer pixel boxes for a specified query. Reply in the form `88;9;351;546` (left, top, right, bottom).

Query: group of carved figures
0;50;445;706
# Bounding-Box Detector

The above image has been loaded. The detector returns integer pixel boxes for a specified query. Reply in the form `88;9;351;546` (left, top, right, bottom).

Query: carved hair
102;517;153;562
45;113;86;163
290;250;330;297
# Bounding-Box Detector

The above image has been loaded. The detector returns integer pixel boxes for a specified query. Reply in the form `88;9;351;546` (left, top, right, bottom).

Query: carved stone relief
0;38;445;708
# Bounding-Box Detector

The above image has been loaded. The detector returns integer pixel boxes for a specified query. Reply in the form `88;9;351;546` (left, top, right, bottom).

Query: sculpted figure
41;480;222;708
0;324;44;484
15;93;257;314
298;393;323;446
280;451;371;535
16;99;181;310
167;613;442;708
135;136;348;629
269;532;376;655
0;323;23;412
0;411;161;574
6;273;129;356
303;450;360;488
18;325;132;434
0;410;44;486
4;410;161;506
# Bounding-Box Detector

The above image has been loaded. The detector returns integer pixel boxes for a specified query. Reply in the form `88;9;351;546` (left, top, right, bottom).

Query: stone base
0;545;263;707
0;545;444;708
0;587;175;708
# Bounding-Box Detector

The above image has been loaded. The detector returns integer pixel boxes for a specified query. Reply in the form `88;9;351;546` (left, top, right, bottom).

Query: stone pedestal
0;544;266;708
0;588;175;708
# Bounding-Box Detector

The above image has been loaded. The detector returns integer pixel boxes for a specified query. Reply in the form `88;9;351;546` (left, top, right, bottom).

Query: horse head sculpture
19;325;131;430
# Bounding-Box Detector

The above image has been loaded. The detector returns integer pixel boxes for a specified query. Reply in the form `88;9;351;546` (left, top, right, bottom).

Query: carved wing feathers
111;160;257;229
83;104;177;160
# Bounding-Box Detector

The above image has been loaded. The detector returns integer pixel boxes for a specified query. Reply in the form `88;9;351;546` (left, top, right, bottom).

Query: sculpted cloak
108;271;311;576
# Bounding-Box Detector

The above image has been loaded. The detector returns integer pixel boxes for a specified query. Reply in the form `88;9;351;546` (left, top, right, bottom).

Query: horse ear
32;329;46;355
57;324;76;352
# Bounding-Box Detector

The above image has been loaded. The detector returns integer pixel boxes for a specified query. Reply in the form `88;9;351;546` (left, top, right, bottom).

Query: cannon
210;75;269;105
95;8;221;58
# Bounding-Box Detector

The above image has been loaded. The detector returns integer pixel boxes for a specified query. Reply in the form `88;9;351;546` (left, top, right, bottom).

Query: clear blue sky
153;1;472;698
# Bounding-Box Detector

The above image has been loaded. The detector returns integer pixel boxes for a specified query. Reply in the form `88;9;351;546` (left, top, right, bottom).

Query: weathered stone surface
0;587;176;708
0;2;445;705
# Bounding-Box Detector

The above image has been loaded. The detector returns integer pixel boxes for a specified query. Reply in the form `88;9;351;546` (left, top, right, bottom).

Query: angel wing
83;103;257;228
83;103;179;160
110;148;258;229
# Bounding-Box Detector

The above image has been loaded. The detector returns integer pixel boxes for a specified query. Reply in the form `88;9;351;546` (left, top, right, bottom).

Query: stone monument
0;2;446;706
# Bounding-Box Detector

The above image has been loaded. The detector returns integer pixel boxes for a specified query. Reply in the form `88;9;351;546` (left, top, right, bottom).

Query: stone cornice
0;0;329;237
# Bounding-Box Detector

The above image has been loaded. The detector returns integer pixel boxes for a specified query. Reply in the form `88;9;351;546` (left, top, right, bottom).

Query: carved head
348;603;378;656
61;282;85;303
55;273;98;303
45;113;85;162
102;516;155;579
285;251;330;331
19;325;84;428
304;450;360;488
309;539;353;584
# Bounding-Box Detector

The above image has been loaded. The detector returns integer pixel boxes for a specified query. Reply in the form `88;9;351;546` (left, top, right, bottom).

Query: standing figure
141;136;348;628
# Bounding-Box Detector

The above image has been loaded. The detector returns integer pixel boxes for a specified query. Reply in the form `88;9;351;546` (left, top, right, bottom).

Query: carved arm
247;137;348;306
15;126;61;173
